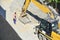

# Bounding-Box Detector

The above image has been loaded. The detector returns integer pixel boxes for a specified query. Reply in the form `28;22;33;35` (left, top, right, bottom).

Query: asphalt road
0;15;22;40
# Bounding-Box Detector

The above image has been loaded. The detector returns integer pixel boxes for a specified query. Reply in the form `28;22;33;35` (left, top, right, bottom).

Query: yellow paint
32;0;54;19
21;0;60;40
58;23;60;29
22;0;54;19
51;31;60;40
39;30;52;40
32;0;50;13
23;0;31;12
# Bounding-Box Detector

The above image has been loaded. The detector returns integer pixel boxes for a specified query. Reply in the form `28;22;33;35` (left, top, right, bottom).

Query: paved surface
0;15;22;40
0;0;49;40
1;0;60;40
0;0;39;40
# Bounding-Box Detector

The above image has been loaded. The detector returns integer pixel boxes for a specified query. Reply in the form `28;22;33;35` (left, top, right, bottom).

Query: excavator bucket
19;14;31;24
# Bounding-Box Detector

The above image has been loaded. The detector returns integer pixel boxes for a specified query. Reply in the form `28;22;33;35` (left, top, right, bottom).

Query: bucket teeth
19;15;31;24
21;14;27;17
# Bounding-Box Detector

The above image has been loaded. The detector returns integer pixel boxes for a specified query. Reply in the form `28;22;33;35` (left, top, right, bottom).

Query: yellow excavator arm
20;0;60;40
20;0;31;17
51;31;60;40
20;0;54;19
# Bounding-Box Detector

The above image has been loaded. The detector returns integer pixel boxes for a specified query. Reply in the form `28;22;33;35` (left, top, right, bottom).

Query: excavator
19;0;60;40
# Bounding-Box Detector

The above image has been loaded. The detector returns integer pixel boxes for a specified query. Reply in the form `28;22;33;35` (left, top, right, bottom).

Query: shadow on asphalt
0;15;22;40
